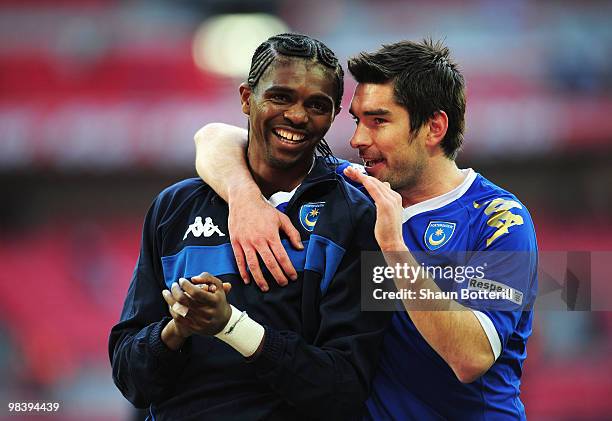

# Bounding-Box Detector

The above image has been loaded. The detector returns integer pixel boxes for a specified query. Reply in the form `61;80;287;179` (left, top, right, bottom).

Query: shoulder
150;178;212;225
155;177;208;208
334;170;376;223
328;177;378;249
308;159;377;246
332;158;370;194
464;174;537;251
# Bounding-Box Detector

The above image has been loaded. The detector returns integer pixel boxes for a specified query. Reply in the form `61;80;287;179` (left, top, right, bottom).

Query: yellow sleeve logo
473;198;524;247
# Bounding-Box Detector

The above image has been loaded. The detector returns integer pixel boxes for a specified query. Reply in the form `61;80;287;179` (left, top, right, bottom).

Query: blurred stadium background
1;0;611;420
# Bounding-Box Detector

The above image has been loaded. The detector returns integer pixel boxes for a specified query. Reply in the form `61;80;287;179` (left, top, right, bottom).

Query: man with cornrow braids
109;33;390;421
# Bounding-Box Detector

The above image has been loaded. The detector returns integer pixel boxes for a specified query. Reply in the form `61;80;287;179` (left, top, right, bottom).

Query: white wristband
214;305;265;357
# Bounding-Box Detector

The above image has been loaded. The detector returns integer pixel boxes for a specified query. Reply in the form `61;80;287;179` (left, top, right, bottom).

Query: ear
239;83;252;116
426;111;448;147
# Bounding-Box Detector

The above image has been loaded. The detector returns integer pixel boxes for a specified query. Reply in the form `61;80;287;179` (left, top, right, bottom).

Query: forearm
161;319;188;351
383;247;495;383
194;123;259;202
109;318;190;407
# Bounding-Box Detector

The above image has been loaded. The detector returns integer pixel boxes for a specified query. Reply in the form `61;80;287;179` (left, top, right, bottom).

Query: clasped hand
162;272;232;338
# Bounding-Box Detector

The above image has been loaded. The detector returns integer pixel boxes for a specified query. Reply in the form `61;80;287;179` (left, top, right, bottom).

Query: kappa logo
299;202;325;232
183;216;226;240
424;221;456;251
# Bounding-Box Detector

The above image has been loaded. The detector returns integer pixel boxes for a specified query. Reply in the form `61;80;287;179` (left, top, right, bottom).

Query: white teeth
275;128;305;142
363;159;383;167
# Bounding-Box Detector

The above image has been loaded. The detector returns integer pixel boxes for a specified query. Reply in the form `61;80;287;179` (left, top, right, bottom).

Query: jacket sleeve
108;195;191;408
251;202;391;419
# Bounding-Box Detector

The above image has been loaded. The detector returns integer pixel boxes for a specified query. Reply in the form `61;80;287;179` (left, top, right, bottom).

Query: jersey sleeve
454;197;538;356
249;198;391;419
108;192;192;408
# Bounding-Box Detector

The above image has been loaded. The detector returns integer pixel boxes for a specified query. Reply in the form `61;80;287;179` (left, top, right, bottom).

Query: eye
308;100;331;114
373;118;386;125
270;93;290;103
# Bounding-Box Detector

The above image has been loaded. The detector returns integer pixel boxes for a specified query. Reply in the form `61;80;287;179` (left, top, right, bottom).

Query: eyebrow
265;86;294;93
348;108;391;117
265;86;334;103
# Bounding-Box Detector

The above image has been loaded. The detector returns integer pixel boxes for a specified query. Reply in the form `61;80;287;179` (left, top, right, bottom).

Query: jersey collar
401;168;477;223
265;158;318;208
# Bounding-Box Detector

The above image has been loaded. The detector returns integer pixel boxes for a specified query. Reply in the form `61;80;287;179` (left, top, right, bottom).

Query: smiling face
241;57;338;173
349;82;428;192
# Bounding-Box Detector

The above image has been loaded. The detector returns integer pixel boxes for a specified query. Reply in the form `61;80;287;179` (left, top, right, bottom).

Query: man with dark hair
347;39;465;160
193;38;538;420
109;33;389;421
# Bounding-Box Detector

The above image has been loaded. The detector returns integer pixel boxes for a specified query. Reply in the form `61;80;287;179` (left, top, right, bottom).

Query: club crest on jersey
424;221;456;251
299;202;325;232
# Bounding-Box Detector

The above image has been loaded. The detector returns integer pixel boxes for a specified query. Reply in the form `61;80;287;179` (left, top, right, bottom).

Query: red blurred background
1;0;611;419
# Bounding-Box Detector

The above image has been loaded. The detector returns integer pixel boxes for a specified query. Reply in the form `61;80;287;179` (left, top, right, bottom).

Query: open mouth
362;158;385;168
272;128;307;144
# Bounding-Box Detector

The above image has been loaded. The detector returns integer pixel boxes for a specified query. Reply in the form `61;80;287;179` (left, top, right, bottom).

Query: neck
247;146;314;198
397;157;465;208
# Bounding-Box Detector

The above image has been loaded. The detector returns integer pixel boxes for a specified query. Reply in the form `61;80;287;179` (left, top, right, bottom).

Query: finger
258;246;288;286
222;282;232;294
344;167;391;203
163;290;189;317
231;241;250;284
167;303;184;319
172;302;189;317
180;277;217;305
189;275;231;294
171;281;192;306
191;272;216;285
343;166;368;184
365;179;402;207
192;275;225;300
203;274;224;293
244;247;269;292
162;289;176;306
360;177;390;203
279;213;303;250
270;239;298;282
189;273;225;295
187;280;211;293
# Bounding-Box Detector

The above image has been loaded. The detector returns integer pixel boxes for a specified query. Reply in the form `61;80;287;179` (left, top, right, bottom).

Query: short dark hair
247;33;344;111
348;38;466;159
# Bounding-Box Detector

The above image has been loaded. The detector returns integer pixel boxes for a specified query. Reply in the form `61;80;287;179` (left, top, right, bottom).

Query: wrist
161;319;188;351
228;181;262;205
215;305;265;357
380;240;409;253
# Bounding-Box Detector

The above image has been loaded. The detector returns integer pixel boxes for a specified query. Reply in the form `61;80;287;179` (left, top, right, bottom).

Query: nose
349;123;371;149
284;103;308;126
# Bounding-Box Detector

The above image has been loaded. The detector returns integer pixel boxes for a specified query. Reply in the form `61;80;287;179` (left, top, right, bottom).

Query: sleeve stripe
471;310;502;360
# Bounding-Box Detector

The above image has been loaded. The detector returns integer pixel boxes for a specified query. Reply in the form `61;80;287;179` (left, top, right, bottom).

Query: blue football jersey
337;161;538;420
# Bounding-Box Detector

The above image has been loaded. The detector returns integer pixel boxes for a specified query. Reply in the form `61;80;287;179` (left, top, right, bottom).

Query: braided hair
247;33;343;164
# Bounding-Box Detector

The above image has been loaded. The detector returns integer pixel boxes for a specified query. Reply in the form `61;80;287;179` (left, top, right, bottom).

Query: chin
267;153;301;170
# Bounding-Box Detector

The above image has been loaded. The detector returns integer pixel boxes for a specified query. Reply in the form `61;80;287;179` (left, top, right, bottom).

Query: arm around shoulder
194;123;251;202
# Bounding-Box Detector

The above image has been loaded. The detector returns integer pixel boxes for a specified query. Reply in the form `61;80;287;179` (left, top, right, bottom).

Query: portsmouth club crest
424;221;456;251
299;202;325;232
